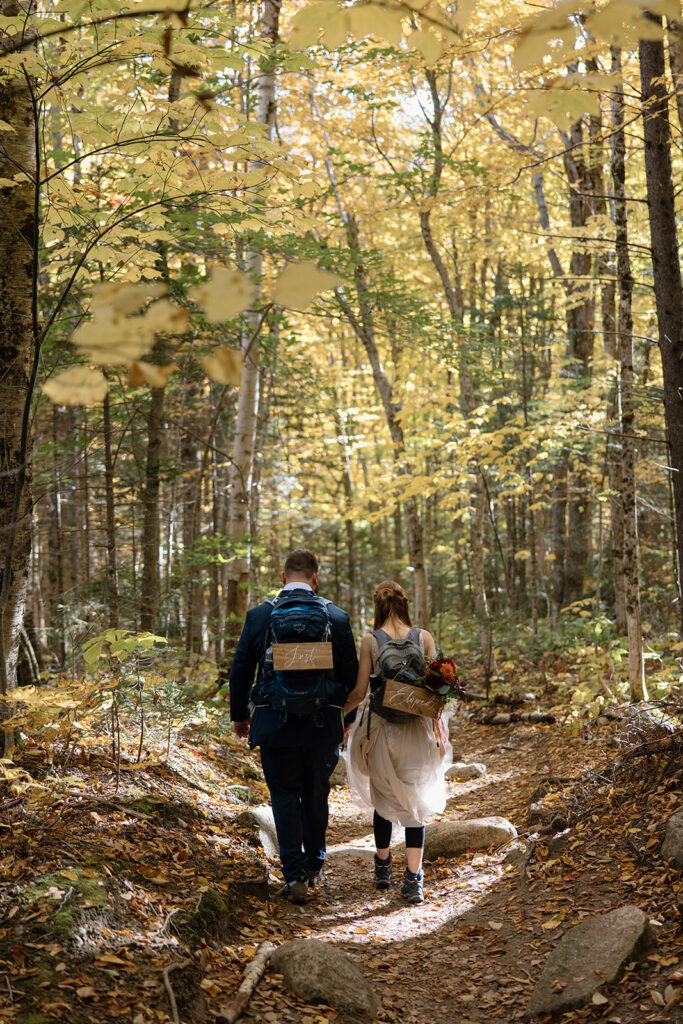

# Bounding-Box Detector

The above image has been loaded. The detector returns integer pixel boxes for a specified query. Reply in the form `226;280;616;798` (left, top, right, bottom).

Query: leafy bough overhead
41;262;343;405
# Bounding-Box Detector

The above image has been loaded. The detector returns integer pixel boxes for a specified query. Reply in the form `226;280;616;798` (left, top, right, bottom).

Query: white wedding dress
346;697;453;827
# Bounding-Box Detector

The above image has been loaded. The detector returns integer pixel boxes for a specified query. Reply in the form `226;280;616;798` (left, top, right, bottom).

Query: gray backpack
368;628;425;723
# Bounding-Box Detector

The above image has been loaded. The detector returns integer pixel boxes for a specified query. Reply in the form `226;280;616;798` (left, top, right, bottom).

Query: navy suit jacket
229;588;359;748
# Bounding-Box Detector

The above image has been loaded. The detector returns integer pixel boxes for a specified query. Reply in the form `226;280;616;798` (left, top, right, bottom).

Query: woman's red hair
373;580;412;630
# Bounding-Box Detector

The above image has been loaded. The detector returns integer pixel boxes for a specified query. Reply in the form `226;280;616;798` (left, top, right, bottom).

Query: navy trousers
259;742;339;883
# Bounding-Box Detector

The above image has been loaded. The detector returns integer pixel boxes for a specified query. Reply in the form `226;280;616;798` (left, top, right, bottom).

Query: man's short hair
284;548;319;579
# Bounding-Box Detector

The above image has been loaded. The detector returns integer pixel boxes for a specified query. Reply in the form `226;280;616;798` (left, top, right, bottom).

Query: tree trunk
0;6;37;752
611;47;646;701
639;24;683;634
563;120;595;604
48;407;65;664
550;451;568;626
79;411;91;588
225;0;281;636
181;408;203;652
667;16;683;135
102;392;120;629
140;381;165;632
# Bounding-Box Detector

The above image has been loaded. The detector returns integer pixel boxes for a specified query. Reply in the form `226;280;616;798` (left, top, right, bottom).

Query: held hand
233;719;250;740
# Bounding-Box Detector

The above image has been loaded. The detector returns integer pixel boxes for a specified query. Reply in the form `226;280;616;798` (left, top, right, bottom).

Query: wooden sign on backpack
382;678;444;719
272;642;334;671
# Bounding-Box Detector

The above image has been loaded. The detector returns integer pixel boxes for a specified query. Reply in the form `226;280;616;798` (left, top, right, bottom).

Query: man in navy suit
230;549;358;903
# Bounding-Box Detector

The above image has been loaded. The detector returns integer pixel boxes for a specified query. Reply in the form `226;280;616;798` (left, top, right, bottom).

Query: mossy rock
127;798;158;815
16;1014;55;1024
126;795;204;823
21;969;54;991
175;887;240;944
20;868;107;937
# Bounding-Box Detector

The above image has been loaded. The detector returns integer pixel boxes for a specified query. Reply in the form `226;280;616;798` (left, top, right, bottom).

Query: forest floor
1;696;682;1024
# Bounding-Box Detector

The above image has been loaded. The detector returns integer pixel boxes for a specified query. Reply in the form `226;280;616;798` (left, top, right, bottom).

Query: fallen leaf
542;911;566;931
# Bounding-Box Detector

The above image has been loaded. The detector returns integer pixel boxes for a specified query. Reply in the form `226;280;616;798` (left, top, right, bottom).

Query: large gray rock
503;841;529;867
446;762;487;781
526;906;655;1018
271;939;379;1018
326;846;375;868
235;805;279;860
424;816;517;860
661;809;683;867
614;704;675;747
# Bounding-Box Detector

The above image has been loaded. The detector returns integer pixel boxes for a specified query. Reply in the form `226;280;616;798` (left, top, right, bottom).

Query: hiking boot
307;866;324;888
401;867;424;904
280;878;309;905
374;853;392;890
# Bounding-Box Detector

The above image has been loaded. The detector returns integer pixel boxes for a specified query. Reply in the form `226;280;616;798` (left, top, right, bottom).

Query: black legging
373;810;424;850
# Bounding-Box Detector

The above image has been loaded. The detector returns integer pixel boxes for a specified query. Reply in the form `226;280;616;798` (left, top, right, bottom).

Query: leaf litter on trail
3;707;683;1024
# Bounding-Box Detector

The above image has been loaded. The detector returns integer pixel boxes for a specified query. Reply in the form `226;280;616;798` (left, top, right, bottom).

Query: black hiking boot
280;878;309;905
401;867;424;904
374;853;392;890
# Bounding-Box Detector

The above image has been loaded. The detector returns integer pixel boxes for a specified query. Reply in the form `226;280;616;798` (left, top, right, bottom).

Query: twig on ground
621;731;683;761
162;958;192;1024
56;885;74;912
0;797;22;812
216;941;275;1024
71;795;154;820
155;907;182;939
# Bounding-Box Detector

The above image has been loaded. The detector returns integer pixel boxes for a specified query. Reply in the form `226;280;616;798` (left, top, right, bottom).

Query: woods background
2;0;683;754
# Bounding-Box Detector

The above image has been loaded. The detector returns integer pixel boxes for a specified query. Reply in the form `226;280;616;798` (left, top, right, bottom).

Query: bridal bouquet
421;657;466;702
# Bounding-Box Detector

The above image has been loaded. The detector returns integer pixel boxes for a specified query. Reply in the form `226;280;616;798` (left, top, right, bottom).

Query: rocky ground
1;705;682;1024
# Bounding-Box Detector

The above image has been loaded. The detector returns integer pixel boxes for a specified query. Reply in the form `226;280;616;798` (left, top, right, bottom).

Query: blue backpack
255;590;345;718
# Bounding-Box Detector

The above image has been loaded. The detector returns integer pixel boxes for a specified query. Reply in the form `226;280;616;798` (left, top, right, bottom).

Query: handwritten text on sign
382;678;444;719
272;642;334;671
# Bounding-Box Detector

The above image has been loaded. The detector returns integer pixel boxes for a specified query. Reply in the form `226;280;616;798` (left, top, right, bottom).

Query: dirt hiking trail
1;711;682;1024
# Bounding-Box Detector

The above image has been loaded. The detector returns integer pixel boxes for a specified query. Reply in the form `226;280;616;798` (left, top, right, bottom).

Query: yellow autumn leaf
90;281;166;317
274;262;343;309
589;2;665;46
74;304;185;366
409;29;443;66
188;267;251;322
129;360;178;389
42;366;108;407
288;1;327;49
201;346;244;386
322;7;352;50
348;3;404;47
141;300;188;336
541;910;566;930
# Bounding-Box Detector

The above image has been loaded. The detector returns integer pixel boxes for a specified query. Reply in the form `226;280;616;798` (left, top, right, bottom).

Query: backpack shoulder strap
370;631;381;672
408;626;424;652
372;628;391;647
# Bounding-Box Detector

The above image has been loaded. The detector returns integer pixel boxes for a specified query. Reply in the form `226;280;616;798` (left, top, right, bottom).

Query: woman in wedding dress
344;581;452;903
